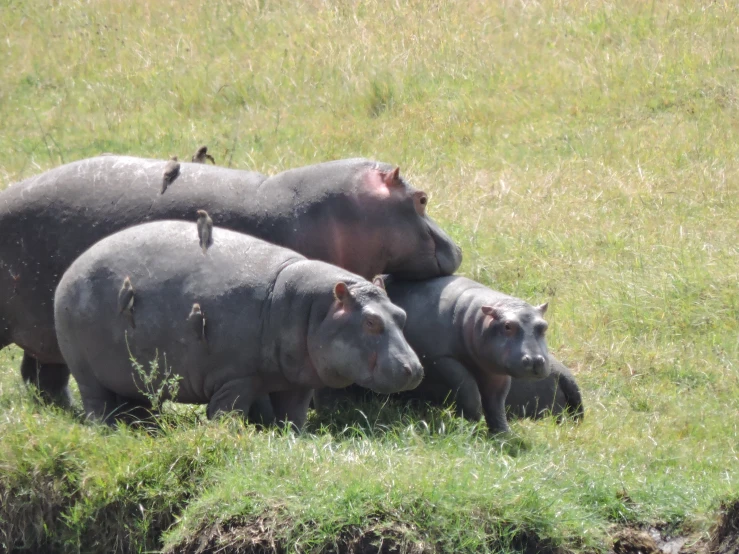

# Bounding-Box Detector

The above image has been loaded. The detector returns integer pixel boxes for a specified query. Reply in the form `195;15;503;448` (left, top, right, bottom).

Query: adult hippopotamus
0;156;461;405
385;276;551;433
54;221;424;427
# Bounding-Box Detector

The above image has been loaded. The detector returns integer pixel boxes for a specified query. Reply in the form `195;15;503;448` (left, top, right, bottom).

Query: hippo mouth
389;219;462;279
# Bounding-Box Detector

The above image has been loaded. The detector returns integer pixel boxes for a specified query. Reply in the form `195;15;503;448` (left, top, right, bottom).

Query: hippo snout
429;220;463;276
520;354;550;379
403;358;424;391
368;353;424;394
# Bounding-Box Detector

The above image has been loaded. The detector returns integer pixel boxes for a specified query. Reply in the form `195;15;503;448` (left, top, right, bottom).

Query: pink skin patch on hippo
325;217;387;280
368;351;378;373
362;167;404;199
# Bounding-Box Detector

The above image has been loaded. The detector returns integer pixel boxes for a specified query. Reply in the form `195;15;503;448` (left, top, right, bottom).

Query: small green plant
130;351;182;412
125;334;182;413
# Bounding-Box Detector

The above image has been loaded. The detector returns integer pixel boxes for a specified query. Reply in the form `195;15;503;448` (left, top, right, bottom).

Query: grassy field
1;0;738;552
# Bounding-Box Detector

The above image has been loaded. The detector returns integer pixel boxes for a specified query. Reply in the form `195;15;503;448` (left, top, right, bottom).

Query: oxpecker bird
192;145;215;164
187;303;207;345
161;156;181;194
196;209;213;254
118;276;136;329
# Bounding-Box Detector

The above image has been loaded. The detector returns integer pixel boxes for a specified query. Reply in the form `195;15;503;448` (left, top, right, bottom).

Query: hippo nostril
402;363;413;376
521;355;532;368
533;355;547;375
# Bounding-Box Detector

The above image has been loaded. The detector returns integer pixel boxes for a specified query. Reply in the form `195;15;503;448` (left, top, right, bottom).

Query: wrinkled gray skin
385;276;551;433
0;156;461;405
504;357;584;421
54;221;424;427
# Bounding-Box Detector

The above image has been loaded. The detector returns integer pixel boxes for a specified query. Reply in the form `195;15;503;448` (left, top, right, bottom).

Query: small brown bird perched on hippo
191;145;215;164
160;156;180;194
53;221;423;427
0;156;461;406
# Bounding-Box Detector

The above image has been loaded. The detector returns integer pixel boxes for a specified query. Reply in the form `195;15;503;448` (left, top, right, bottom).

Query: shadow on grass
305;388;534;458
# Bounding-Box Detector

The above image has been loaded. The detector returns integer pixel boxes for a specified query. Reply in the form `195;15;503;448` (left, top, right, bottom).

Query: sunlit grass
1;0;738;552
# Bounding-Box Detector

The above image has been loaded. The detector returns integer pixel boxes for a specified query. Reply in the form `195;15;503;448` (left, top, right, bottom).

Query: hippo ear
481;305;503;320
381;167;402;189
334;282;351;304
537;302;549;315
371;275;386;292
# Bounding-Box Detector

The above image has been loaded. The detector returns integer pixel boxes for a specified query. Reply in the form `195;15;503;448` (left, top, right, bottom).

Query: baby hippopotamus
54;221;423;427
385;276;551;433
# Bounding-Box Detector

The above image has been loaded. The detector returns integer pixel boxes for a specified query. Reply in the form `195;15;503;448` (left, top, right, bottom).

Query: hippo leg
76;381;122;425
431;358;483;422
504;356;584;421
477;373;512;434
20;352;72;408
247;394;277;426
549;356;584;421
206;377;258;420
270;388;314;431
114;395;157;426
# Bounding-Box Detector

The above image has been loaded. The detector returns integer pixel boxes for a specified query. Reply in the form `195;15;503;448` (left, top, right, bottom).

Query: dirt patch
610;501;739;554
612;527;687;554
709;500;739;554
165;517;566;554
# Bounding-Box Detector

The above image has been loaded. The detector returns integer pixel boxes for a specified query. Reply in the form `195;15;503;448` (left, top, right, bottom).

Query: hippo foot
20;353;73;408
246;395;277;427
247;390;314;431
113;395;159;429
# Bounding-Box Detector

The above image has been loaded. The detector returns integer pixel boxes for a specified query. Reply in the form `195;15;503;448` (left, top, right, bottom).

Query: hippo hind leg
20;352;72;408
76;381;123;426
114;395;158;428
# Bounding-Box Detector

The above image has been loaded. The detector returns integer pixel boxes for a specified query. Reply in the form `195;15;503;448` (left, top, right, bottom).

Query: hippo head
360;166;463;280
474;301;551;380
309;277;424;394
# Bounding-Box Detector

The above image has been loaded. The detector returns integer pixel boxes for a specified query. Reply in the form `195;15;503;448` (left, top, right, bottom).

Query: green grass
1;0;738;552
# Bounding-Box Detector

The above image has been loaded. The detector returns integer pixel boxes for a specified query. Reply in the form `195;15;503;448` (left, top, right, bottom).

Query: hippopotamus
0;156;461;405
504;357;584;420
384;276;551;433
53;221;424;427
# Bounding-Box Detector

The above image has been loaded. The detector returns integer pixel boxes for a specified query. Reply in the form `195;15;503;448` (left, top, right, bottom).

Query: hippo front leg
430;357;483;421
206;377;260;421
477;373;512;434
270;388;314;431
247;394;277;426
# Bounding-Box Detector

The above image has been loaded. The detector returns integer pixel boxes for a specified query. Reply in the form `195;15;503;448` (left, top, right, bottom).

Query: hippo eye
364;314;384;335
504;321;518;337
413;192;428;216
535;322;548;335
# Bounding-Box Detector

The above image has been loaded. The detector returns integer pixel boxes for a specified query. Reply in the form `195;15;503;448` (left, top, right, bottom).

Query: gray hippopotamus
54;221;424;427
0;156;461;405
384;276;551;433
